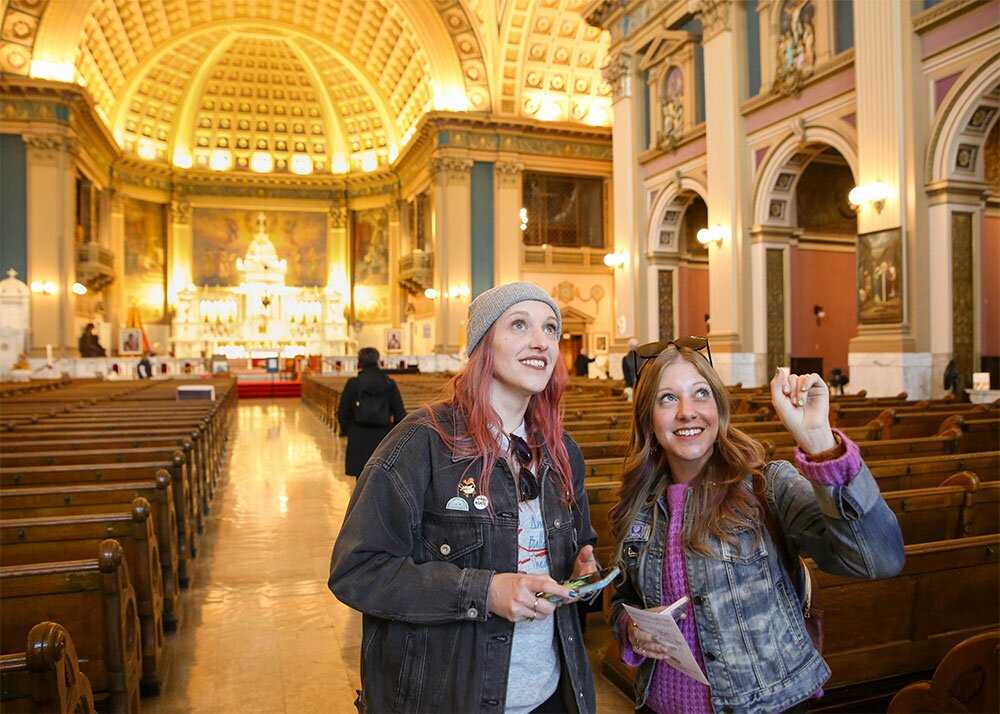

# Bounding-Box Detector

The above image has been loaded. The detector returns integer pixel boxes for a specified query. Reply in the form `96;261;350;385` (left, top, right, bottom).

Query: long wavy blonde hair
609;345;766;562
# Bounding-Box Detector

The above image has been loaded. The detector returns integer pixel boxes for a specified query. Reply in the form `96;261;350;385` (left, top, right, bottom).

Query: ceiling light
359;151;377;173
136;138;156;161
331;155;349;174
250;151;273;173
209;149;232;171
290;154;313;175
173;149;193;169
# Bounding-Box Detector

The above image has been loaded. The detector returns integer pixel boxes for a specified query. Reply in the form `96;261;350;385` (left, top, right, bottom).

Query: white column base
713;352;767;388
847;352;933;399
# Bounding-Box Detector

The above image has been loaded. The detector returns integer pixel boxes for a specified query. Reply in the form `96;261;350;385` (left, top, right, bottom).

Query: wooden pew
766;429;965;462
0;460;197;587
0;499;164;694
0;540;143;713
601;534;1000;696
0;474;182;626
0;621;95;714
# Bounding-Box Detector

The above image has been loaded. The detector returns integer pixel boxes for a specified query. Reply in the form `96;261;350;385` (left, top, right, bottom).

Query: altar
171;213;351;359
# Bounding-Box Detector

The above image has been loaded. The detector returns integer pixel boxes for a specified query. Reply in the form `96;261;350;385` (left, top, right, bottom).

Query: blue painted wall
0;135;27;280
746;1;762;98
471;161;494;298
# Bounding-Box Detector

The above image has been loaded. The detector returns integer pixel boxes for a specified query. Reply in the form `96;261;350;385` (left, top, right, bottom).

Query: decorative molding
494;161;524;188
170;201;191;225
695;0;734;43
430;155;473;185
22;132;77;158
602;52;633;101
912;0;989;34
328;206;349;230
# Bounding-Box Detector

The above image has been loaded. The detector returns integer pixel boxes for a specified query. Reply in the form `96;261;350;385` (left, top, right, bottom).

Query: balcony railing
398;250;433;294
76;242;115;290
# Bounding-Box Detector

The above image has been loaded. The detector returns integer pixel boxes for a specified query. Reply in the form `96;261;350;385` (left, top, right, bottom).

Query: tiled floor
146;399;635;713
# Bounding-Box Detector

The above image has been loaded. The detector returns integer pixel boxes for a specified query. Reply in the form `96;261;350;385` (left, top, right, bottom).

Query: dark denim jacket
611;460;905;713
328;404;598;713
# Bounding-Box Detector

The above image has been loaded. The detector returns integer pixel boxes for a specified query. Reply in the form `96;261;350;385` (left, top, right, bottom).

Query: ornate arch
926;52;1000;185
752;121;857;227
646;174;709;253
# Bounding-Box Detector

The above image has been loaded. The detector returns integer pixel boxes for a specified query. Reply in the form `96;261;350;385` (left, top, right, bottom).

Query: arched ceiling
2;0;611;174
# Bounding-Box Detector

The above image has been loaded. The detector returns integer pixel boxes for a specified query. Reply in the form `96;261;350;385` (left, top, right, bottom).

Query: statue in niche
774;0;815;97
657;67;684;151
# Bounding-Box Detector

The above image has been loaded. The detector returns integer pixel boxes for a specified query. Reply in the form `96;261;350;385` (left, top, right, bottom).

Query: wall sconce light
696;225;725;248
814;304;826;325
71;282;88;296
30;281;58;295
603;252;627;268
424;288;439;300
847;182;891;214
519;207;528;232
448;285;470;299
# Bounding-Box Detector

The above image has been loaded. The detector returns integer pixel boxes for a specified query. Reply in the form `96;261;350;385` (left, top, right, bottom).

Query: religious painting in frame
592;333;609;354
352;208;390;323
119;327;143;355
192;209;327;287
856;228;903;324
123;198;167;323
385;328;403;354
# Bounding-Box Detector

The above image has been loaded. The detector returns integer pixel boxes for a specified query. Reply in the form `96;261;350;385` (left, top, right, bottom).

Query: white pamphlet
624;597;710;685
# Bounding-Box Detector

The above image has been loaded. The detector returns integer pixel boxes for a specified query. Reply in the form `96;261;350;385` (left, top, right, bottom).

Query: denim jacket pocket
420;517;485;567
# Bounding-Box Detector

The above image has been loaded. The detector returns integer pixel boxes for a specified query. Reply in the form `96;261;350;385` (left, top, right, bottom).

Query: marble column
387;201;403;328
700;1;763;385
327;202;350;311
107;189;126;352
847;0;931;397
604;51;645;350
24;132;77;357
430;155;473;355
493;159;523;286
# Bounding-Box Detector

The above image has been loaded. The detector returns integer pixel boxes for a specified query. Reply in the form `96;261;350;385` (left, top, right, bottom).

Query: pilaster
430;154;473;354
387;201;402;327
24;132;77;357
494;159;523;286
108;189;126;353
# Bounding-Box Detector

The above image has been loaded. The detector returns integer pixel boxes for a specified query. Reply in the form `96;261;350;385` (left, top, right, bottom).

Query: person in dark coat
574;350;596;377
338;347;406;476
137;352;153;379
621;338;639;402
78;323;106;357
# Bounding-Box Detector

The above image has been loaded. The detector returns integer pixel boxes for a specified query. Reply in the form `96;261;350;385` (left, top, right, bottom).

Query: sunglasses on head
630;336;713;381
508;433;540;502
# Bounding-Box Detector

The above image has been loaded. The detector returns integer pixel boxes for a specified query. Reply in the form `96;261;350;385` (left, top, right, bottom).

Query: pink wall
790;247;857;377
983;215;1000;356
678;265;710;339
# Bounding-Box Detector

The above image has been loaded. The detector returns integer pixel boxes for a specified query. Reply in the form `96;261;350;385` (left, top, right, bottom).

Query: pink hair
426;324;575;506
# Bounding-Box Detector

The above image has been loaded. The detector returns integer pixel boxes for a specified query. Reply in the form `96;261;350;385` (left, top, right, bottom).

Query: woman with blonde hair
609;338;904;713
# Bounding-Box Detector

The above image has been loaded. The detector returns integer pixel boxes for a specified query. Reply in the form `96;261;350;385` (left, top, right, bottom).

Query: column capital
109;188;126;215
694;0;734;43
430;155;473;185
602;51;633;101
170;200;191;225
328;205;349;230
22;132;78;160
386;201;401;223
494;161;524;189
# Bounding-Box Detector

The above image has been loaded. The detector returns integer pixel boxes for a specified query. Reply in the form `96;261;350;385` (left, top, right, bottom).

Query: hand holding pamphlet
624;597;709;685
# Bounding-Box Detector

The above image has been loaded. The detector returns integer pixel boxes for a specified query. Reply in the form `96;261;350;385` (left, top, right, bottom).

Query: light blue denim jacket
610;459;905;713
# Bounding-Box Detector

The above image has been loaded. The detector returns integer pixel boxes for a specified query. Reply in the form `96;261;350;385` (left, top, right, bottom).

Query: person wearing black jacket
337;347;406;476
621;338;639;402
574;350;596;377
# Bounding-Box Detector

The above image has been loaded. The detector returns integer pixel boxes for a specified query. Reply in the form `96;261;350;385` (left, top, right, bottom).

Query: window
641;69;651;150
671;16;706;123
834;0;854;54
522;173;604;248
746;0;762;97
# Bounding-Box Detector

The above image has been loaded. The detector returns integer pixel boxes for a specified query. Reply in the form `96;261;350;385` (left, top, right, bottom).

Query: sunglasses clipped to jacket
629;336;713;382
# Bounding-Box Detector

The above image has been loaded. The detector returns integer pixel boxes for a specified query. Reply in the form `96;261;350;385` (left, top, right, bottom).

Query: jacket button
553;517;561;528
467;607;478;619
568;635;574;643
693;595;704;606
705;651;717;661
439;543;451;556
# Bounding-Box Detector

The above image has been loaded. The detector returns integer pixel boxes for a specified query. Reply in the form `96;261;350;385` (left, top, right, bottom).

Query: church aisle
146;399;634;713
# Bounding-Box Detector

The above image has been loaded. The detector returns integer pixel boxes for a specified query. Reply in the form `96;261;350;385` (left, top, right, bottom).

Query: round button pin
473;495;488;510
439;543;451;556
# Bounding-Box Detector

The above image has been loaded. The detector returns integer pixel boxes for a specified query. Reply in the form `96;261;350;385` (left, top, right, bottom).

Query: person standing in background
621;338;639;402
337;347;406;477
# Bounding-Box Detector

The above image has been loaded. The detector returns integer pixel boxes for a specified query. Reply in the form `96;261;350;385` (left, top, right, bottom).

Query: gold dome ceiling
2;0;611;174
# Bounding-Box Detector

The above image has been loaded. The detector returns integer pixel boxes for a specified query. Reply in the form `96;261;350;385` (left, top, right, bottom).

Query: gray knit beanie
466;282;562;355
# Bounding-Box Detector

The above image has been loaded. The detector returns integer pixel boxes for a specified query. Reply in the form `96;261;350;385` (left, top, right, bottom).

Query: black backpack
353;381;393;427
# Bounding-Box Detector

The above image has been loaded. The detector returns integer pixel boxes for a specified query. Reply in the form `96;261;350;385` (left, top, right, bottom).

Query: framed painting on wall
385;328;403;353
857;228;903;324
592;333;609;354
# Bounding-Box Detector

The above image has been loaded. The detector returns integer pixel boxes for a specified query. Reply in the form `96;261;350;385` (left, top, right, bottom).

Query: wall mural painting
658;67;684;151
857;228;903;325
352;208;390;323
774;0;815;97
123;197;167;323
192;209;327;287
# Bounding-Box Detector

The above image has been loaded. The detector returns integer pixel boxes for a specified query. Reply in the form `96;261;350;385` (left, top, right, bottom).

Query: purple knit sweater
620;430;862;713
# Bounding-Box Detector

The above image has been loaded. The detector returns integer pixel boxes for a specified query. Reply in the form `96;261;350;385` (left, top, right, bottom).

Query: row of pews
0;377;237;713
305;373;999;709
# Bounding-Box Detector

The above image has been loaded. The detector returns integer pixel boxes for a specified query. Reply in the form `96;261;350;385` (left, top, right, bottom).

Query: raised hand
769;368;836;455
487;572;572;623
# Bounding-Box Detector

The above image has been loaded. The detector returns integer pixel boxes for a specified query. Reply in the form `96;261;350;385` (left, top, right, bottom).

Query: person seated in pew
329;282;600;714
609;339;905;714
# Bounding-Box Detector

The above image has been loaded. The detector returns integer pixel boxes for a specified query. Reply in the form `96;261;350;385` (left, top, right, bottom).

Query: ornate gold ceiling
1;0;610;173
